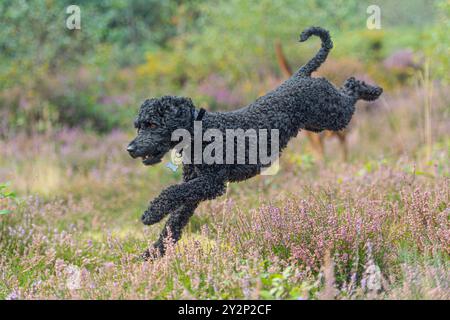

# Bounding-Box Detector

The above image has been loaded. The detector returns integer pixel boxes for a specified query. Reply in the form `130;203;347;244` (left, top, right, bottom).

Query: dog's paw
141;210;163;225
140;242;166;261
140;248;161;262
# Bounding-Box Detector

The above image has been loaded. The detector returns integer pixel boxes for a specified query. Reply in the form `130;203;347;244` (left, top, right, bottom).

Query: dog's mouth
141;152;164;166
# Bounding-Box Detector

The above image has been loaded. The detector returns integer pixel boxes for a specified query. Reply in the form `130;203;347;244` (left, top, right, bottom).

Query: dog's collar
192;108;206;122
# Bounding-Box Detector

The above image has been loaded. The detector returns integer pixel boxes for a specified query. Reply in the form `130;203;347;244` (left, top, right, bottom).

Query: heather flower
65;265;82;290
6;290;20;300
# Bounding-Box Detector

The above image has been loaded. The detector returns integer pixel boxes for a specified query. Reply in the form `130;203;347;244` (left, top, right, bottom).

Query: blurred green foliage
0;0;446;134
0;182;17;215
423;0;450;82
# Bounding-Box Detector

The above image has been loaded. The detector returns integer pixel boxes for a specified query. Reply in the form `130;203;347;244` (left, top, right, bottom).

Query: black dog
127;27;382;259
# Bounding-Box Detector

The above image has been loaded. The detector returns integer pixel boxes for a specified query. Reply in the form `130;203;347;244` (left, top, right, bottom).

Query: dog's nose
127;144;136;154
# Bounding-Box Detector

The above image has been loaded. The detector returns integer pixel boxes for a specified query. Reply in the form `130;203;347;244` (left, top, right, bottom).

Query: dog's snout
127;143;137;157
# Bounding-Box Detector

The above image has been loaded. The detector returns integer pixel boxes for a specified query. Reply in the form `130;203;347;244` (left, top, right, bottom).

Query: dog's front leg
142;203;197;259
140;186;175;226
141;174;226;225
141;174;227;259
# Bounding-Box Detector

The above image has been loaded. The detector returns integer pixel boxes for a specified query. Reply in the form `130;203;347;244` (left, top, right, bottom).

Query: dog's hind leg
341;77;383;101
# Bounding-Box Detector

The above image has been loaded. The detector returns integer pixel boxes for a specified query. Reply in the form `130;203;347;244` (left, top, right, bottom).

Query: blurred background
0;0;448;134
0;0;448;299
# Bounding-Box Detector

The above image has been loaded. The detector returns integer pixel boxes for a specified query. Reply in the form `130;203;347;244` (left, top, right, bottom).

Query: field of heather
0;1;449;301
1;84;448;299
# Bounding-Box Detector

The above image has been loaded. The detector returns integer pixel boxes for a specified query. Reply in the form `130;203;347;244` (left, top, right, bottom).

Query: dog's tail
296;26;333;77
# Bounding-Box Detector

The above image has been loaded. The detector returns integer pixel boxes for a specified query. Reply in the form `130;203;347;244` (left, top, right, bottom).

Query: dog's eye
142;122;157;130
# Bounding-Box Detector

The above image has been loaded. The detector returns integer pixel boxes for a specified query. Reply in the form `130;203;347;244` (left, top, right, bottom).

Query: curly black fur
127;27;383;259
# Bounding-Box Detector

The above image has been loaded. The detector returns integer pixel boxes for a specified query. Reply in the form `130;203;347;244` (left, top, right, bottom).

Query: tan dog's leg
305;131;325;161
335;131;348;161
